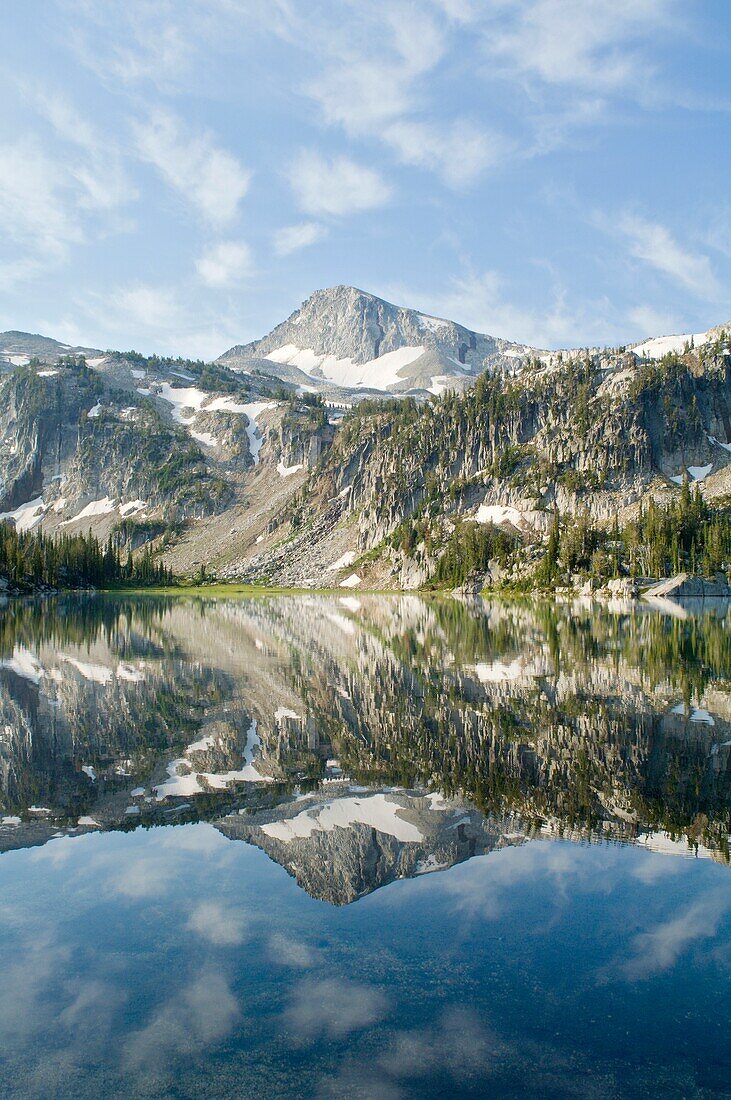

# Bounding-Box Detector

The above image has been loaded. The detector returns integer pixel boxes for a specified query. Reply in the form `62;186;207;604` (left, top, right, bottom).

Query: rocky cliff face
0;349;332;562
227;337;731;587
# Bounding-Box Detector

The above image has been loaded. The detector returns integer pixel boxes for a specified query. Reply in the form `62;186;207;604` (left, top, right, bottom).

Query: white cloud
306;6;445;137
384;118;509;188
110;284;184;331
0;139;82;260
482;0;677;91
186;901;248;946
29;88;136;212
0;88;137;290
618;213;721;299
273;221;326;256
132;109;251;227
301;4;501;188
410;269;602;348
289;151;391;217
196;240;254;286
51;281;242;360
626;305;682;339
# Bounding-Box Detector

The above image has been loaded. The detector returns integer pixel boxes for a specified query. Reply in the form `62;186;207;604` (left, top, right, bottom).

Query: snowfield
632;332;708;359
473;504;550;532
265;343;427;390
0;496;46;532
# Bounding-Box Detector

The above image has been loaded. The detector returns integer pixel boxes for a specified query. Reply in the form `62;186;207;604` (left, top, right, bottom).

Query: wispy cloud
28;87;137;212
481;0;678;92
273;222;326;257
56;282;240;359
0;139;83;264
301;2;504;188
132;109;251;228
0;83;138;292
384;119;510;188
405;268;613;348
288;151;391;217
626;304;682;339
196;240;254;287
617;213;721;300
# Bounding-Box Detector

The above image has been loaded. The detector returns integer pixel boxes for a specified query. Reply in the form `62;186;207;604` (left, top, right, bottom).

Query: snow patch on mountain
266;343;426;390
632;332;708;359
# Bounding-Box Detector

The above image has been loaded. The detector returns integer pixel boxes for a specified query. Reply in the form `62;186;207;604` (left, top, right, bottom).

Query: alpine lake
0;590;729;1099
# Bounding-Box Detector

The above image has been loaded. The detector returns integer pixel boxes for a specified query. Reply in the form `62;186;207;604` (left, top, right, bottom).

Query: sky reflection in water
0;594;729;1098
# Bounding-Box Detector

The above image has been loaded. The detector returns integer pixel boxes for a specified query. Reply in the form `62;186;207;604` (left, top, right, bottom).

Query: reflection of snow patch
261;793;423;843
0;646;44;683
154;720;272;799
117;663;144;682
472;658;536;683
415;854;450;874
339;596;361;612
61;656;113;684
275;707;301;722
671;703;715;725
326;613;356;635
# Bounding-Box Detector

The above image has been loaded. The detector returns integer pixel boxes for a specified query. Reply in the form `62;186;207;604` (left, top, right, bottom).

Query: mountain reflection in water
0;592;729;902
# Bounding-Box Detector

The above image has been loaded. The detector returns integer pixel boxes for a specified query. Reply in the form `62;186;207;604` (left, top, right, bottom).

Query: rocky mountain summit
219;284;532;396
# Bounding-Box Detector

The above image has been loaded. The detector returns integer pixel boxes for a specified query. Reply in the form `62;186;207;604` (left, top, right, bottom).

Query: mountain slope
219;284;533;396
219;332;731;588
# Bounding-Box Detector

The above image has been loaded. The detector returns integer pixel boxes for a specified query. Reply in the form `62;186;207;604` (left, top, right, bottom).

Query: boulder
643;572;730;599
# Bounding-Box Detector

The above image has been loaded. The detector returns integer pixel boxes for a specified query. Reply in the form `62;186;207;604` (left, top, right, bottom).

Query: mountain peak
218;285;529;395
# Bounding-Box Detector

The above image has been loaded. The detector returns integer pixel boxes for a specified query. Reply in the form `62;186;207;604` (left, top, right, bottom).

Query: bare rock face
644;572;731;599
219;285;533;393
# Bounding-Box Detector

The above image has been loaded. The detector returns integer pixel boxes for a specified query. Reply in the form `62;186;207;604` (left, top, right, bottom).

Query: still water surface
0;593;729;1098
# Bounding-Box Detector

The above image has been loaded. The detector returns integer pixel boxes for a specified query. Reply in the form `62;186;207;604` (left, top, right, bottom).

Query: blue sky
1;0;730;358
